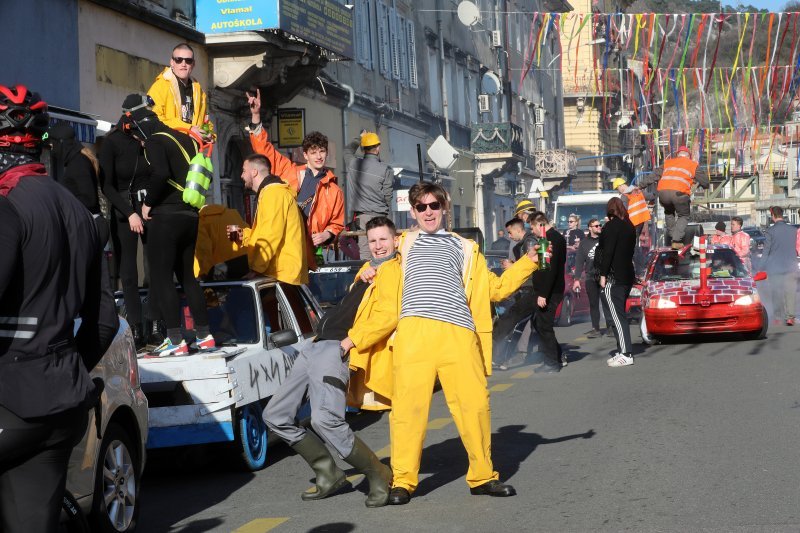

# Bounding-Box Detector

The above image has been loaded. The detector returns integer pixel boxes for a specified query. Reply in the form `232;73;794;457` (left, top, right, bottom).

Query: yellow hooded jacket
193;204;248;278
242;178;308;285
148;67;209;130
348;230;537;400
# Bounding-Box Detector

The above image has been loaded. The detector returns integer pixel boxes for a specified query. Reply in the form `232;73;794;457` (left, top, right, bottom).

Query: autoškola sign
196;0;354;58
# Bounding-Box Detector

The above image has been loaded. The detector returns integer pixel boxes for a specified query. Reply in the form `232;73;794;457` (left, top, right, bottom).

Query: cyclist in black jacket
0;85;118;533
597;197;637;367
123;107;214;356
100;94;154;348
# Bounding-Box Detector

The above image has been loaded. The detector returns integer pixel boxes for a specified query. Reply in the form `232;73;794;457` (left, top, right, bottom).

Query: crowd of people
2;40;800;530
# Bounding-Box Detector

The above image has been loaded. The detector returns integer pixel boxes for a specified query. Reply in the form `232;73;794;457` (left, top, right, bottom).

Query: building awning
48;106;98;144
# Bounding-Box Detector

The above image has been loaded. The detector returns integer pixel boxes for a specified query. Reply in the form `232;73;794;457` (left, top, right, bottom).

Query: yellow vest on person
625;188;651;226
658;157;699;195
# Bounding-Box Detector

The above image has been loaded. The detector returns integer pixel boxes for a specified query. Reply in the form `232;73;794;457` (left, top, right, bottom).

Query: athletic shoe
586;329;602;338
561;353;568;367
606;352;620;364
787;318;795;326
607;353;634;367
154;338;189;357
195;334;217;352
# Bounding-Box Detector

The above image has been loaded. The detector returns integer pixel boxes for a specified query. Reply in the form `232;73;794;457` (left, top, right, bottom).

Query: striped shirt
400;232;475;331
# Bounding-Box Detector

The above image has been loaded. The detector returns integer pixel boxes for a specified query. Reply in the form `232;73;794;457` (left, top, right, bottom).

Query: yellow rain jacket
347;258;402;410
242;178;308;285
348;230;537;400
193;204;248;278
148;67;209;130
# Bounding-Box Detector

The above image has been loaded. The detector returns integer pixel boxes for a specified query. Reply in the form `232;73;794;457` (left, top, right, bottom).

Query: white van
551;191;619;231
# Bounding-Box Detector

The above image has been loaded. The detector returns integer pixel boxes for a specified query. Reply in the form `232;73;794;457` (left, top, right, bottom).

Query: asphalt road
139;318;800;533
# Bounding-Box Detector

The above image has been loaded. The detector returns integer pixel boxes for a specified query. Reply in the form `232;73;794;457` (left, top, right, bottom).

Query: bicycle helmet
0;85;49;155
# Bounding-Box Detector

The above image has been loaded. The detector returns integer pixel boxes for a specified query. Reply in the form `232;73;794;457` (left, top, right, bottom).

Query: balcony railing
471;122;524;157
534;149;578;178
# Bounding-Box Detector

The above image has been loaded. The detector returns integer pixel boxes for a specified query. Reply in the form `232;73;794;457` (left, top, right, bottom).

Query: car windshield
205;286;259;344
554;204;608;230
743;228;763;238
308;266;360;308
651;248;748;282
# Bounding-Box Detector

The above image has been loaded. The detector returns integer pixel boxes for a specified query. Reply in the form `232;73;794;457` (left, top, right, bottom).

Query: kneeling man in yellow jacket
234;154;308;284
343;182;540;505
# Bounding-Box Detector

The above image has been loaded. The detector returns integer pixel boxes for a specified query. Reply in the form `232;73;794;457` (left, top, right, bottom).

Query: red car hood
644;278;757;305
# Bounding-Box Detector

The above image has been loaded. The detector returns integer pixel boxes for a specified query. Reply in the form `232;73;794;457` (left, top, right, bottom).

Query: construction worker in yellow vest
612;177;651;242
639;145;709;249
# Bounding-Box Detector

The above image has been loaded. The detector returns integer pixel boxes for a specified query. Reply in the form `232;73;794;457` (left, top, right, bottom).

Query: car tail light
629;287;641;297
733;293;760;306
127;342;141;388
648;297;676;309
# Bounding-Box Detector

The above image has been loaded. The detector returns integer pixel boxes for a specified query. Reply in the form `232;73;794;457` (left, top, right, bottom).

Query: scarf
0;153;47;196
369;251;397;268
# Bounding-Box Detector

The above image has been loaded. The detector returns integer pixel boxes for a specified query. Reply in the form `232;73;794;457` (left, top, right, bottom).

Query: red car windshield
651;248;748;282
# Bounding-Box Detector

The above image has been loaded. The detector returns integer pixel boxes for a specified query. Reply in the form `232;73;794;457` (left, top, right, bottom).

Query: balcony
534;149;578;178
471;122;524;159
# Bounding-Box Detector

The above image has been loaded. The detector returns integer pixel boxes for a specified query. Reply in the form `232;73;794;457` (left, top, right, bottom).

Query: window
389;7;401;80
406;19;418;88
279;283;317;337
377;2;392;78
428;47;442;113
355;0;374;70
206;286;259;345
259;286;289;338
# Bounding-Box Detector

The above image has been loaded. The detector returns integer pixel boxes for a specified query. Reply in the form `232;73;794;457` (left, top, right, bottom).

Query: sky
748;0;792;11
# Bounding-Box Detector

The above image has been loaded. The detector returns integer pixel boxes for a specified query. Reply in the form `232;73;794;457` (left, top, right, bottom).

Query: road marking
427;417;453;430
489;383;514;392
375;444;391;458
511;370;532;379
232;518;289;533
573;336;588;342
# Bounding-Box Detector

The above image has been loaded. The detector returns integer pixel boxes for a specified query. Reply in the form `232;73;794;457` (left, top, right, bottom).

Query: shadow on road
413;424;595;497
307;523;356;533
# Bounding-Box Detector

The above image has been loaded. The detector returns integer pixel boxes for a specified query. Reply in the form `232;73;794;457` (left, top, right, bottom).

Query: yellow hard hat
514;199;535;215
360;132;381;148
611;177;627;189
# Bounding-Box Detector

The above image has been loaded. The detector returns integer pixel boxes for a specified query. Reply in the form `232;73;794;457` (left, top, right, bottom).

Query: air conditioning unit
534;124;544;139
491;30;502;47
534;107;545;124
535;139;546;151
478;94;490;113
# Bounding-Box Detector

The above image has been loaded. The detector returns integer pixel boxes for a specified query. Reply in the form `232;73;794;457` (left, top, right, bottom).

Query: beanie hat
48;122;76;140
715;221;726;232
121;108;160;139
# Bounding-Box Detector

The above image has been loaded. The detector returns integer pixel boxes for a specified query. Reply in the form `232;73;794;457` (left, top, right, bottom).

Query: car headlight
629;287;642;297
649;297;676;309
733;293;760;306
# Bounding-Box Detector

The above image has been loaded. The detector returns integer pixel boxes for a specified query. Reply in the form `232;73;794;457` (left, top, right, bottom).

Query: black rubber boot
131;323;145;350
291;432;347;501
343;436;392;508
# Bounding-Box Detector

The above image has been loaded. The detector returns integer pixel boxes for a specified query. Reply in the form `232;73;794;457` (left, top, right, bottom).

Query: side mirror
269;329;299;348
753;271;768;282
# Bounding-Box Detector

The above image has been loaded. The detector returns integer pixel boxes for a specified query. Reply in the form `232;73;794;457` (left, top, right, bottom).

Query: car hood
644;278;757;304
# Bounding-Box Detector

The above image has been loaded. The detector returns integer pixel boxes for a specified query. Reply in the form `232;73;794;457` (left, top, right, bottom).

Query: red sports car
639;245;768;343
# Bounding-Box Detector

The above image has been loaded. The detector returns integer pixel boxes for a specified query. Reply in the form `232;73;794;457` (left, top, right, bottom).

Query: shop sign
277;108;305;148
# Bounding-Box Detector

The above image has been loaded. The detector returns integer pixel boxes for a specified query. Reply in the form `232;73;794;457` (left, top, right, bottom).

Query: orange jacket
657;157;699;195
624;188;651;226
249;127;344;238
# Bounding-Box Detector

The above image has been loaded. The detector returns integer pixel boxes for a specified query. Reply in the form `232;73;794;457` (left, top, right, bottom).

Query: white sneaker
607;353;634;367
606;352;621;364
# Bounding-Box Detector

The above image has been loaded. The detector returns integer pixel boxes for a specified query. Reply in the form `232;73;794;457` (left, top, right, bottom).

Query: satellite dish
427;135;460;170
481;72;501;95
457;1;481;27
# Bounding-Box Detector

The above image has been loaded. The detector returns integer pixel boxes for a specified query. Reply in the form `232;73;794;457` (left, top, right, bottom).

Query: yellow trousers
390;317;499;491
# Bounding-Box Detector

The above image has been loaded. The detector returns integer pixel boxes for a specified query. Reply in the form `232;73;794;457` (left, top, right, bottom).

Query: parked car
66;318;148;533
639;245;768;344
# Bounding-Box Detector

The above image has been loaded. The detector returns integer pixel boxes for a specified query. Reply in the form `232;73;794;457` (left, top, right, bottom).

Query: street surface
140;319;800;533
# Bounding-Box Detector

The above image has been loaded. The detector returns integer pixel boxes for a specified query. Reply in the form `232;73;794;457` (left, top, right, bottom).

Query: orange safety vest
657;157;698;195
625;188;651;226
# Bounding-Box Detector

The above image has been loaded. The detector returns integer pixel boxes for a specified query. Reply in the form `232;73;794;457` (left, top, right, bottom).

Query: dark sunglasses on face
590;224;601;228
414;201;442;213
172;56;195;65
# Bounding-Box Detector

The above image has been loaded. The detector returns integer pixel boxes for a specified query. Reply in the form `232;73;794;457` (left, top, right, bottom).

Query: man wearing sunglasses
355;182;540;505
148;43;211;141
573;218;609;338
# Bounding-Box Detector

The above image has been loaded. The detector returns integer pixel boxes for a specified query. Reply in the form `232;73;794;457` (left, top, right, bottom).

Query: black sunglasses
414;201;442;213
590;224;601;228
172;56;195;65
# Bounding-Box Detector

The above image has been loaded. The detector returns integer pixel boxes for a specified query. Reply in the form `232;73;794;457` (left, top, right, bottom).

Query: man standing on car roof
638;145;709;249
263;217;399;507
230;154;308;285
0;85;118;533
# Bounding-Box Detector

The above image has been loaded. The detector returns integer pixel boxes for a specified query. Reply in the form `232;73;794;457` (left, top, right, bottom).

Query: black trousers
531;291;563;367
492;288;535;363
145;212;209;335
601;279;632;354
0;405;88;533
111;211;146;324
584;278;609;331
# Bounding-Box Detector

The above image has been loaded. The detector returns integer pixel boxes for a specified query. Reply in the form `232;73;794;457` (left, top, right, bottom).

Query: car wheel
235;402;269;471
91;423;140;533
640;315;659;345
558;295;573;327
746;309;769;340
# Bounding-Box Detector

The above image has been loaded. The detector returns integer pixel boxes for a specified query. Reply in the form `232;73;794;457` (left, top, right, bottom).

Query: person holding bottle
528;212;567;373
246;89;343;265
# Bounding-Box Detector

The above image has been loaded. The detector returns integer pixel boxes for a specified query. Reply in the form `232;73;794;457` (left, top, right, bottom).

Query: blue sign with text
196;0;278;34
